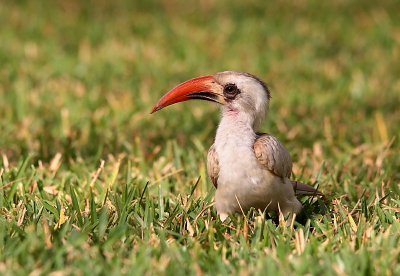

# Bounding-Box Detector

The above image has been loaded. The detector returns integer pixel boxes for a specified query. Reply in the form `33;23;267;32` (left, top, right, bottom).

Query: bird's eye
223;83;240;100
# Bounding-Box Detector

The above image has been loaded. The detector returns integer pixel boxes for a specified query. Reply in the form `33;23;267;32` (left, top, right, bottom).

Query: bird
151;71;322;221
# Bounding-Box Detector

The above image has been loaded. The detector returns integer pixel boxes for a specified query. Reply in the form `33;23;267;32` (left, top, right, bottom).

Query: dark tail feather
291;181;324;196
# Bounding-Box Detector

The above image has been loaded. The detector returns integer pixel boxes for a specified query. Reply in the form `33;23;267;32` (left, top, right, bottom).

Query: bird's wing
254;133;324;196
207;143;219;188
253;133;292;178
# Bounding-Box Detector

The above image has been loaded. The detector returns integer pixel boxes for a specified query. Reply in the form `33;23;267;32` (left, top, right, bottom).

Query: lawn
0;0;399;275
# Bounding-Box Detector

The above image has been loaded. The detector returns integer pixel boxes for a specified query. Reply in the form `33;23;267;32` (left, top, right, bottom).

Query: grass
0;0;399;275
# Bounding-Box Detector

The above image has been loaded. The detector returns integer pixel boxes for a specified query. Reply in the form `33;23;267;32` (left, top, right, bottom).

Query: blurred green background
0;0;399;275
1;0;399;161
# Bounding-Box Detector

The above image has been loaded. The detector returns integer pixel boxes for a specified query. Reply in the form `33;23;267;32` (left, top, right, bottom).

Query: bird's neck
214;111;257;151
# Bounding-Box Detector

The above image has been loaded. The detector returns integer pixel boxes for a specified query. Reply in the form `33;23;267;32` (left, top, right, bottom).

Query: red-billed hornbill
151;71;322;221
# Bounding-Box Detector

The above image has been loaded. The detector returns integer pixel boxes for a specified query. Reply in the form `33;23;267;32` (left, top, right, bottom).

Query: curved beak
150;75;225;114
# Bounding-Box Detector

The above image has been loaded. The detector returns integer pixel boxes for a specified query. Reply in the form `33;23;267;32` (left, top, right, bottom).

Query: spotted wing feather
253;133;292;179
207;144;219;188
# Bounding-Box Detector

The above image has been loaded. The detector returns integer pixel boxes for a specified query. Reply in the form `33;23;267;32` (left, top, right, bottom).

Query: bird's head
151;71;271;130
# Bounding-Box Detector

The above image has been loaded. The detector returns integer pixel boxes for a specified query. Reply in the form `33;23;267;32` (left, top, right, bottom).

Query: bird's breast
215;142;270;189
214;127;273;192
213;120;283;214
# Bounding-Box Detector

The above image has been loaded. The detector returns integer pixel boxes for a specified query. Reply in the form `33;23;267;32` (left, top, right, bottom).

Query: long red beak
150;75;225;114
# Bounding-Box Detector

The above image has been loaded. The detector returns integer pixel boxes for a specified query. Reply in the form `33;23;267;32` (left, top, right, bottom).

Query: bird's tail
291;181;324;196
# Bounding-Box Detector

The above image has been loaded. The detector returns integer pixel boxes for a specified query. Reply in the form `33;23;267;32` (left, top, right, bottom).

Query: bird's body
211;131;301;221
151;71;322;220
209;111;301;221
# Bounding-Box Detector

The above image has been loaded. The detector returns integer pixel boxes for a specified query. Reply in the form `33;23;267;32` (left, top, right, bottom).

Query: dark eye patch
223;83;240;100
